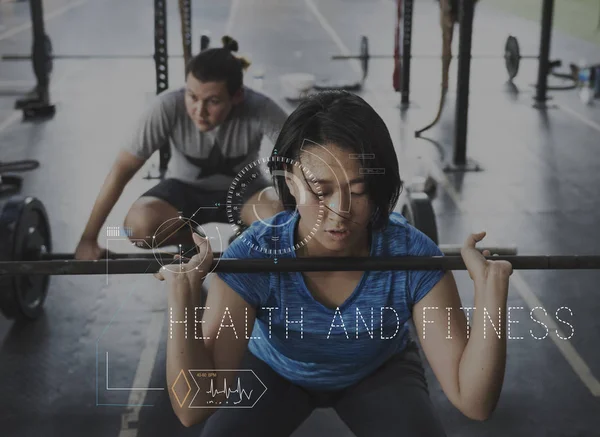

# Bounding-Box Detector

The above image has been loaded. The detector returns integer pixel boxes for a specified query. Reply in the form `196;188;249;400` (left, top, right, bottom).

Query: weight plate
401;192;439;245
0;174;23;196
505;35;520;80
360;35;369;81
0;196;51;319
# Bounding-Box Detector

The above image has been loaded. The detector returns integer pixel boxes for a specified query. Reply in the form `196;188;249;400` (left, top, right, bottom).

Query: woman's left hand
461;231;513;290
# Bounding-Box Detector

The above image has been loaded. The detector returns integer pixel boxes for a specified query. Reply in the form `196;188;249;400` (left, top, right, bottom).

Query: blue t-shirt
216;210;444;391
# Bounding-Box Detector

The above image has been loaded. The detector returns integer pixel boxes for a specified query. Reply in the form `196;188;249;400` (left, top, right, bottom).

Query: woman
156;91;513;436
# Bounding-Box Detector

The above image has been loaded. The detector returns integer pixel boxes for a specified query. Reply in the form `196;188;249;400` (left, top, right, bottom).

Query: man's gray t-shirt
125;86;288;191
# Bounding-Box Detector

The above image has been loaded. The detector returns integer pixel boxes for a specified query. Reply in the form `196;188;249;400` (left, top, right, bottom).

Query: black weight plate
360;35;369;81
0;196;51;319
0;174;23;196
401;192;439;245
505;35;520;80
22;104;56;120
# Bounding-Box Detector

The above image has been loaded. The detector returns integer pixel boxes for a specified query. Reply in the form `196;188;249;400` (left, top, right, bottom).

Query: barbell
0;192;507;321
4;255;600;277
1;192;595;323
332;35;541;81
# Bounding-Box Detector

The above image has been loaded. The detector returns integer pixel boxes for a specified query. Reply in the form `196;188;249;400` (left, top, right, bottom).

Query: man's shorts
140;178;271;225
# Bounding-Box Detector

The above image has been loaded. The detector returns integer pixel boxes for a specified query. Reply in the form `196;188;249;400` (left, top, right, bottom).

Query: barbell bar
332;35;540;81
43;245;517;261
0;193;511;321
2;255;600;277
0;243;519;276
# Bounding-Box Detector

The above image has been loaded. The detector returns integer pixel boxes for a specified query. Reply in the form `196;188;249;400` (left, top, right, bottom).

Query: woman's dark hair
270;91;402;231
185;36;251;95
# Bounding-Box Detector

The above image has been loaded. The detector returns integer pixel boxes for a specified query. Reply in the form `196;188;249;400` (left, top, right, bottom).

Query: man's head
184;37;250;132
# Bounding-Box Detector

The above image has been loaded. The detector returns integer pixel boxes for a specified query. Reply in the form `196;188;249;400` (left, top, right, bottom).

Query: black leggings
197;343;447;437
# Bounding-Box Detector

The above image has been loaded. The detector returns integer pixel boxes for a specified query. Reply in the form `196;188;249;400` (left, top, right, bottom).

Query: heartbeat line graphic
206;377;254;405
187;369;267;408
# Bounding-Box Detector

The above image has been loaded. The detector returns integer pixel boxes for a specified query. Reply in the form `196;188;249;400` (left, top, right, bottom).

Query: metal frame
399;0;556;168
181;0;192;64
29;0;50;91
154;0;192;175
154;0;170;175
453;0;475;167
401;0;414;105
535;0;555;104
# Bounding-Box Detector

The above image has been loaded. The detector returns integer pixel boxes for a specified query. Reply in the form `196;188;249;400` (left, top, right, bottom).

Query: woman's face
285;142;374;255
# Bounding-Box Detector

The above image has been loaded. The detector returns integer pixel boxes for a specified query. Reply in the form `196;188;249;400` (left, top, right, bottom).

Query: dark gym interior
1;0;599;436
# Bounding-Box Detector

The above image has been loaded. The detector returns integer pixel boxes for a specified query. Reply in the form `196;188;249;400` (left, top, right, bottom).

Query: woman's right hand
75;238;106;260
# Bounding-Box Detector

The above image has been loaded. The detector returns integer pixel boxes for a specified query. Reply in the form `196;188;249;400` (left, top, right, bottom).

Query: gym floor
1;0;599;435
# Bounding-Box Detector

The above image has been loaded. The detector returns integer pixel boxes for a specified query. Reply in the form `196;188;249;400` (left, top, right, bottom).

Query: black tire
0;196;52;320
401;192;439;244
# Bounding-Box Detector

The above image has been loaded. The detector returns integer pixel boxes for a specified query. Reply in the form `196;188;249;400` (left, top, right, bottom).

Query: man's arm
76;93;176;258
77;151;145;244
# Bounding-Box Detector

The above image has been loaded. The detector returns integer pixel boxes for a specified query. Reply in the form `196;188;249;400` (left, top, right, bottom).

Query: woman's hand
154;232;214;294
461;232;513;291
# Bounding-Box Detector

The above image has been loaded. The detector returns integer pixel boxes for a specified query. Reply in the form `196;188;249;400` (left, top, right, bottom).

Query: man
75;38;288;260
